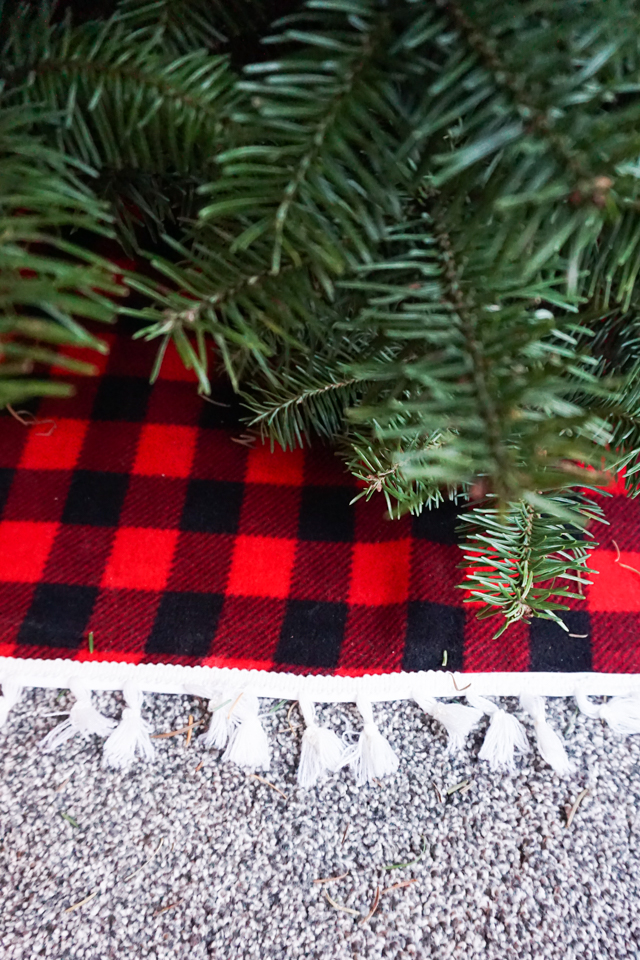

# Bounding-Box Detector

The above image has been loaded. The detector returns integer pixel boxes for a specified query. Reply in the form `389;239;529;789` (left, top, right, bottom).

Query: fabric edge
1;657;639;701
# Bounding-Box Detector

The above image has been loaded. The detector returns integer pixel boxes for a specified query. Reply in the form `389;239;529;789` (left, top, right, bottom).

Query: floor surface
1;690;639;959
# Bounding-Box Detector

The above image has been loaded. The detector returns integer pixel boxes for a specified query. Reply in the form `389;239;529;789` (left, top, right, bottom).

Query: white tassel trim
102;684;154;770
413;691;483;753
520;694;575;777
467;695;530;773
297;698;344;789
203;691;242;750
575;686;640;736
15;673;640;784
341;697;399;786
0;680;23;729
222;693;270;771
40;682;115;752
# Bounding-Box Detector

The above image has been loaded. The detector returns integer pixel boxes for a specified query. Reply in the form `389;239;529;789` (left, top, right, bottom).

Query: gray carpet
1;689;639;959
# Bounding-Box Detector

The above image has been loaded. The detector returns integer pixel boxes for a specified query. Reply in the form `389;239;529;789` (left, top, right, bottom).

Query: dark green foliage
199;1;413;278
116;0;275;52
1;2;237;246
0;104;121;407
3;0;640;633
243;346;368;451
124;226;331;391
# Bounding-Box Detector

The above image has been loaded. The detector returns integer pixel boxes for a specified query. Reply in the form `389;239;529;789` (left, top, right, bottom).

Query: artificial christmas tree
3;0;640;640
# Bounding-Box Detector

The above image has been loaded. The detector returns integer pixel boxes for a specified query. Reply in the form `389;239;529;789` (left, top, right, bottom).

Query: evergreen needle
385;837;427;871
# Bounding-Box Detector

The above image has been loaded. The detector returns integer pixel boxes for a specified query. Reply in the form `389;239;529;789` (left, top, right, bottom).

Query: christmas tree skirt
1;328;640;782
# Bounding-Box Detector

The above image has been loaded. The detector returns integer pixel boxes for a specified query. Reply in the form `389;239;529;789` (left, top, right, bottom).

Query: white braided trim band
0;658;638;702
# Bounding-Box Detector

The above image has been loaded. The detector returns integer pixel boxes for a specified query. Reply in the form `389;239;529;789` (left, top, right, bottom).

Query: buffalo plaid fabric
1;326;640;676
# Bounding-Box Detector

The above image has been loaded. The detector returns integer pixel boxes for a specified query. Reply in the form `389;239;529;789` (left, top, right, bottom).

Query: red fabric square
246;444;304;486
290;541;352;602
462;614;530;672
120;476;187;530
43;526;115;586
349;540;411;606
339;606;406;672
19;419;88;471
204;595;284;667
102;527;178;591
3;470;71;522
227;535;296;598
239;485;301;539
191;429;249;481
593;496;640;552
0;521;58;582
410;542;462;606
133;424;197;478
587;549;640;612
167;532;234;593
590;612;640;673
78;421;141;473
50;337;114;378
155;339;202;382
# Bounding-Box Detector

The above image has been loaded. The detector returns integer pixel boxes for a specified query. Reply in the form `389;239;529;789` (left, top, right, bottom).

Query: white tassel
102;684;155;770
341;697;399;786
575;687;640;736
297;698;344;789
203;690;241;750
0;680;24;729
222;693;270;771
40;682;115;752
413;692;483;754
520;694;575;778
467;695;529;773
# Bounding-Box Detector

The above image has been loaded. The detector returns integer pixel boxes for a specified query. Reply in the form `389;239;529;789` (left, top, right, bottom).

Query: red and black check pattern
1;327;640;676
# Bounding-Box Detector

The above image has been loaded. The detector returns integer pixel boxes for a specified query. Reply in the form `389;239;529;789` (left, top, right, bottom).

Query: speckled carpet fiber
1;690;639;960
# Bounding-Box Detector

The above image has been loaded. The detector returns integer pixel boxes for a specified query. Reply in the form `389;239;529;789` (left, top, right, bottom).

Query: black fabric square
530;611;591;672
298;486;354;542
181;479;243;534
0;468;14;516
62;471;128;527
147;592;223;657
276;600;346;668
412;499;460;544
92;376;152;422
199;380;245;429
17;583;97;648
402;601;465;672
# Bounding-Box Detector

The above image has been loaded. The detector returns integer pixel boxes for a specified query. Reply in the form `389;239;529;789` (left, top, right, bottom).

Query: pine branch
116;0;275;53
198;0;412;278
581;310;640;495
244;360;365;450
398;0;640;296
122;225;325;391
342;212;613;505
459;492;605;638
0;3;237;245
0;104;121;407
343;428;460;519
